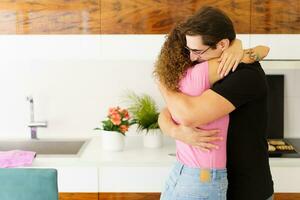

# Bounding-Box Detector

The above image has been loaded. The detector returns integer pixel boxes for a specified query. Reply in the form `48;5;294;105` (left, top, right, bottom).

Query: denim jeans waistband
173;161;227;181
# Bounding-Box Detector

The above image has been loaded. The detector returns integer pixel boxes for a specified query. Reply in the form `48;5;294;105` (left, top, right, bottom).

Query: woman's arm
218;39;243;77
241;45;270;63
209;45;270;85
217;42;270;77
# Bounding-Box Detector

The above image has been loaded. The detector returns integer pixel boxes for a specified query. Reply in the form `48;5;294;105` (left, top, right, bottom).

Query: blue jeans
160;161;228;200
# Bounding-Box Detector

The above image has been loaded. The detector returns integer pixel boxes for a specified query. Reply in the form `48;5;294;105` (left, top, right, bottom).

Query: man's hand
218;39;244;77
173;125;222;152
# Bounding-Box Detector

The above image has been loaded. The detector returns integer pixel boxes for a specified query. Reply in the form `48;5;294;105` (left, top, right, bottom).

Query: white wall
99;34;250;60
0;34;299;138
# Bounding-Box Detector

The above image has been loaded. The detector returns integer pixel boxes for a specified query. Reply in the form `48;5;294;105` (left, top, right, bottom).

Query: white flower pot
143;129;163;148
101;130;125;152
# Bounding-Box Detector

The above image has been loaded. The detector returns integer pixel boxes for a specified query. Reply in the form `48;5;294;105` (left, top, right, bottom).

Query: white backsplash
0;59;164;138
0;35;299;138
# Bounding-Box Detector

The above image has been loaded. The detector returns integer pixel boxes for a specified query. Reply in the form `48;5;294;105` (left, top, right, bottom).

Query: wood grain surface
0;0;100;34
59;193;98;200
251;0;300;34
100;0;251;34
59;192;300;200
0;1;299;36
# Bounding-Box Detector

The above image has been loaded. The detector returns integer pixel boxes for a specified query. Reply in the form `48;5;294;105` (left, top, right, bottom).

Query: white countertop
23;134;300;168
30;135;176;167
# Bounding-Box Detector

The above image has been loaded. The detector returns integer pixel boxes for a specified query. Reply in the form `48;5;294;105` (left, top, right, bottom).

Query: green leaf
122;91;160;133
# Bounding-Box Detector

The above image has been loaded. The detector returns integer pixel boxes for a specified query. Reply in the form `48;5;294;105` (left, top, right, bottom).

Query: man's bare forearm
158;108;181;140
158;107;222;150
158;108;192;144
159;83;192;126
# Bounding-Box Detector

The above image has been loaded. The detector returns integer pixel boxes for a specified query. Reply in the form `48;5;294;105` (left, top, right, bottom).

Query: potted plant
124;91;163;148
95;106;133;151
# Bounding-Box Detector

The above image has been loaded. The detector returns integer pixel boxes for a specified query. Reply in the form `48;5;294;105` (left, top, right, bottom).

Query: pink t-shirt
173;61;229;169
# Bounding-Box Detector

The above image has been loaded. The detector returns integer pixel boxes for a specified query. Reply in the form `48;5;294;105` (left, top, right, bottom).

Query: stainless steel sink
0;139;89;155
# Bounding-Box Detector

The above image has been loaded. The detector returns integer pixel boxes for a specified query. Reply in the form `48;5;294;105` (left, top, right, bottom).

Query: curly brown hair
154;7;236;91
153;25;192;92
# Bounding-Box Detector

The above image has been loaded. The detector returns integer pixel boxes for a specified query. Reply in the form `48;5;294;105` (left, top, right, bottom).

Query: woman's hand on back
217;39;244;77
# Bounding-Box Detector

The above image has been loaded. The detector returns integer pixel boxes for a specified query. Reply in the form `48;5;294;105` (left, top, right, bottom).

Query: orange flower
124;112;130;120
120;109;130;120
110;113;121;125
100;106;131;134
108;107;118;116
120;125;129;133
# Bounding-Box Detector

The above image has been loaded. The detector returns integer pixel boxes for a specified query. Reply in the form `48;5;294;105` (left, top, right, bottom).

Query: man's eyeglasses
184;46;211;56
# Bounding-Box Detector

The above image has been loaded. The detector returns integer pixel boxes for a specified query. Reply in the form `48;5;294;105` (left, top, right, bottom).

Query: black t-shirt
211;62;274;200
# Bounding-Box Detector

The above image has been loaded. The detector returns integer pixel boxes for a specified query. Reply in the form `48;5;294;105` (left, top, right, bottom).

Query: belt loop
179;163;184;175
212;169;216;180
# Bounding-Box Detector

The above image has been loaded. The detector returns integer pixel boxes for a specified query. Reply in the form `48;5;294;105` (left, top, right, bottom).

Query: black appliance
266;75;299;158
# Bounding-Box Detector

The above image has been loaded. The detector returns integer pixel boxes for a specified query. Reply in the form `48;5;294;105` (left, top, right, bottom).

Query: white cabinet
271;166;300;192
55;166;98;192
98;166;172;192
98;164;300;193
29;162;300;193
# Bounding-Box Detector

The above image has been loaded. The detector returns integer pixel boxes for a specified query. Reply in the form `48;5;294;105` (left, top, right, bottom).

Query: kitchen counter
29;134;300;168
6;134;300;193
30;135;176;167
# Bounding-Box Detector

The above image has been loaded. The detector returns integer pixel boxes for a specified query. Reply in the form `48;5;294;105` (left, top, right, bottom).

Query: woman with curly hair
154;7;270;200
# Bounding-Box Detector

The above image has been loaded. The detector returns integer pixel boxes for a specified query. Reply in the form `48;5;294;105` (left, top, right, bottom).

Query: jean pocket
160;171;179;200
175;185;210;200
160;184;170;200
175;176;211;200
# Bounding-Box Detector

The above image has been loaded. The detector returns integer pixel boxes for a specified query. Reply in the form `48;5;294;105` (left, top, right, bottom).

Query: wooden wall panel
58;192;300;200
98;193;300;200
59;193;98;200
100;0;251;34
0;0;100;34
274;193;300;200
0;1;299;34
251;0;300;34
99;192;161;200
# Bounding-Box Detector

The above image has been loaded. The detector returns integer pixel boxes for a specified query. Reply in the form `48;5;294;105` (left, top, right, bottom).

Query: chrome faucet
26;96;47;139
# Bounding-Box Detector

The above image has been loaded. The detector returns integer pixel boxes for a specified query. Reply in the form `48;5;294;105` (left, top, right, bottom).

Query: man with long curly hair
155;6;273;200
